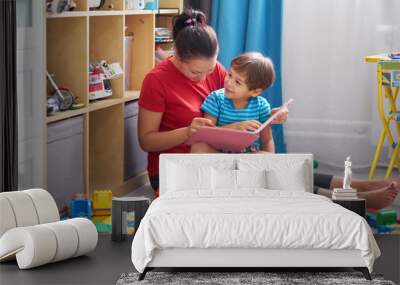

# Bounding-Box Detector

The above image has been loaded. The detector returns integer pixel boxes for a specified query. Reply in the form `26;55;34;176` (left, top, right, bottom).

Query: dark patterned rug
116;271;396;285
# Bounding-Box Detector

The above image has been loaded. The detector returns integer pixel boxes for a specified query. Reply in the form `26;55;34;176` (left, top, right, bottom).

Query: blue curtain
211;0;286;153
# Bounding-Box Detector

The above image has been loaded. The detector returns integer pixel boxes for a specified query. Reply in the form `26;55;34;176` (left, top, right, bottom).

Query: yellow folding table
365;54;400;179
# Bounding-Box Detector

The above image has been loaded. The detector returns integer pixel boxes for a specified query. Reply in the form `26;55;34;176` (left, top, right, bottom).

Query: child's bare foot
350;176;400;192
359;182;399;209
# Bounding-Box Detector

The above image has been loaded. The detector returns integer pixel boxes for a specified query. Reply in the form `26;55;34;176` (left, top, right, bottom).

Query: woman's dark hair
173;9;218;61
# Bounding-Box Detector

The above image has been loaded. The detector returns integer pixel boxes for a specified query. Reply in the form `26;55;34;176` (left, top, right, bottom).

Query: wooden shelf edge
46;108;87;123
46;11;88;18
46;10;155;18
157;8;179;15
124;90;140;102
88;98;125;112
60;92;139;115
125;10;155;16
88;10;124;16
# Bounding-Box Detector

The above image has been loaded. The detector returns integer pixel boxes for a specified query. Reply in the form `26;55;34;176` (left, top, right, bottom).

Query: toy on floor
92;190;112;214
70;193;92;219
111;196;151;242
366;209;400;234
92;215;112;233
92;190;112;233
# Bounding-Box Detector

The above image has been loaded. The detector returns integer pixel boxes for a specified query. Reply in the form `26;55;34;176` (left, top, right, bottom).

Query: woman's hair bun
172;8;218;61
173;8;207;40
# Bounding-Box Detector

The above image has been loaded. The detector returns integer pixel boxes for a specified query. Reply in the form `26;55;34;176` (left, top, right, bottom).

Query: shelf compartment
90;15;124;99
89;104;124;193
125;14;155;90
94;0;123;11
47;17;88;106
159;0;183;10
46;0;87;15
74;0;88;10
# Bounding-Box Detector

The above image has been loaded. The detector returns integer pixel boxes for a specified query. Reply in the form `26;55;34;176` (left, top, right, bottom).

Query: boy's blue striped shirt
201;88;271;149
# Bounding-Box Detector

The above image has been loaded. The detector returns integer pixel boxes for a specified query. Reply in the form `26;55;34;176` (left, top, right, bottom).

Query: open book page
253;98;294;134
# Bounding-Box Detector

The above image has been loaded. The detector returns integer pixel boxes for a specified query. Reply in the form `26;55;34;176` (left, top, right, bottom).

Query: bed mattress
131;190;380;273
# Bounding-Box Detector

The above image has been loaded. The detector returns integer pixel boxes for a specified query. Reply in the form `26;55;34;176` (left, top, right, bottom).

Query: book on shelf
155;37;174;43
185;99;294;152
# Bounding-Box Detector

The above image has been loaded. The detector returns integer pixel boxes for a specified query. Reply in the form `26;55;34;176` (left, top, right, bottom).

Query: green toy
376;209;397;226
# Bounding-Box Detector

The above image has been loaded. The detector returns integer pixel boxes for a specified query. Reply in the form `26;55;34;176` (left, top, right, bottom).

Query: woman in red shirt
138;9;398;208
138;9;224;195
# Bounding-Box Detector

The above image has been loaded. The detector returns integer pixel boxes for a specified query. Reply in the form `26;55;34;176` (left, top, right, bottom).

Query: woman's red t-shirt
139;58;226;177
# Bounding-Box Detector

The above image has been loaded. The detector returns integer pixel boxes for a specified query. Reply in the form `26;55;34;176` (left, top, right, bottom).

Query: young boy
191;52;275;153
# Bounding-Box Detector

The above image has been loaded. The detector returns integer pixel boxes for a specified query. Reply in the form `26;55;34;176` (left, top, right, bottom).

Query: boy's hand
230;120;262;132
271;106;289;124
187;117;214;137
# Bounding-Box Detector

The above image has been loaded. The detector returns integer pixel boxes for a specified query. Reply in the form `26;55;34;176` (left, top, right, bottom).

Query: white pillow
166;158;236;192
237;158;308;192
236;169;267;189
211;169;268;191
167;163;212;191
212;168;237;190
265;162;307;191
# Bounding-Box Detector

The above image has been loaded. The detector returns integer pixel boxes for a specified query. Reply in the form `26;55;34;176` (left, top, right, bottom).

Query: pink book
185;99;294;152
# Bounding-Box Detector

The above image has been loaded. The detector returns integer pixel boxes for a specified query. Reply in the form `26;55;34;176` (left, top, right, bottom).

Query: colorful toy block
92;209;111;216
376;209;397;226
92;190;112;210
70;195;92;219
92;215;112;233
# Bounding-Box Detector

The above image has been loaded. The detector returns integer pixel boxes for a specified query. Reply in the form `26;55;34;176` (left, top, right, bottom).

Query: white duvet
131;190;380;273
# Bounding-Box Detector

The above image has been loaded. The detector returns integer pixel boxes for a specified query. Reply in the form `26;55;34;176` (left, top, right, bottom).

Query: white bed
131;154;380;280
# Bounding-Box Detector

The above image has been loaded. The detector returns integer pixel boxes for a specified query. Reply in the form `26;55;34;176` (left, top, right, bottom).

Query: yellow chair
366;54;400;179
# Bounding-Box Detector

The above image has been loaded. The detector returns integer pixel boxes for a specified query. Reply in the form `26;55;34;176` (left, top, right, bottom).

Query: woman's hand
228;120;262;132
271;106;289;124
187;117;215;137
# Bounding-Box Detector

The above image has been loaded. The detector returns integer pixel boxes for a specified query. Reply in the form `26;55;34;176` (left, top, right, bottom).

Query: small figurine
343;156;352;189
